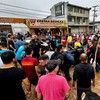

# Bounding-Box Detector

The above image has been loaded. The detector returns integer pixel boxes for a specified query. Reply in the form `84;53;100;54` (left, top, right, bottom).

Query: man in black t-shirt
72;53;95;100
0;51;31;100
30;34;41;58
7;35;15;51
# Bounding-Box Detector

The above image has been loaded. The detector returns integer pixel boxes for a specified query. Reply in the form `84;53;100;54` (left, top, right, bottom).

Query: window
74;8;79;13
80;9;85;14
68;7;73;12
77;17;80;24
68;17;73;22
80;9;82;13
82;10;85;14
83;18;85;23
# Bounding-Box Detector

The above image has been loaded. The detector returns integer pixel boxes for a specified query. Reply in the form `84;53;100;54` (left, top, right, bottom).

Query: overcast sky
0;0;100;21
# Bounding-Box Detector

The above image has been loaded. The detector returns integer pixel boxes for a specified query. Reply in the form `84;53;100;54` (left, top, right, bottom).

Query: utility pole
92;5;98;33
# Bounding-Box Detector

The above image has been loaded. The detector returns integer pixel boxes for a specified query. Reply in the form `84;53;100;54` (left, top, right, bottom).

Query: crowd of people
0;31;100;100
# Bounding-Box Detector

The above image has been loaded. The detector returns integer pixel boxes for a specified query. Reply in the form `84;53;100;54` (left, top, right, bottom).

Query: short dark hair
84;92;100;100
57;44;63;52
1;51;15;64
0;41;7;48
39;54;49;60
25;47;33;55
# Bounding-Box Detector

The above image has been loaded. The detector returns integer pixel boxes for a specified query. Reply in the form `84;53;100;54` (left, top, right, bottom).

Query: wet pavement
23;67;100;100
68;67;100;100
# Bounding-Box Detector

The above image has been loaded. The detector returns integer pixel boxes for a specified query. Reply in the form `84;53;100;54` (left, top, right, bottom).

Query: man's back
21;56;38;81
73;63;95;88
36;74;70;100
0;67;26;100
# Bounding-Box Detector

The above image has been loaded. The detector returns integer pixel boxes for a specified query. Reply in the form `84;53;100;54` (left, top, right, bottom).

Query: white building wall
95;23;100;32
50;2;90;34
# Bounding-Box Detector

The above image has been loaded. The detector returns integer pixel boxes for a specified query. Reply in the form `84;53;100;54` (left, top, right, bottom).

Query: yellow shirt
67;36;72;43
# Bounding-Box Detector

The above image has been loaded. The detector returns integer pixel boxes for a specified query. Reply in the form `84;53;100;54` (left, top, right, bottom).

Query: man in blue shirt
13;37;24;52
15;43;29;64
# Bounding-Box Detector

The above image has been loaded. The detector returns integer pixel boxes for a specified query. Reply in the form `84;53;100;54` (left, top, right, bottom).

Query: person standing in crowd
35;54;49;78
73;45;84;65
17;33;24;41
0;51;31;100
21;47;38;86
7;34;16;51
13;36;24;52
0;30;7;42
96;43;100;72
86;39;95;63
50;36;57;51
67;34;72;49
61;33;67;46
36;59;70;100
15;42;29;64
72;53;95;100
0;42;10;67
0;42;10;55
30;34;41;58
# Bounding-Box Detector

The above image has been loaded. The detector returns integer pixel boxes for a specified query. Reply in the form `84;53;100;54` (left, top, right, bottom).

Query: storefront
25;19;67;35
0;17;27;34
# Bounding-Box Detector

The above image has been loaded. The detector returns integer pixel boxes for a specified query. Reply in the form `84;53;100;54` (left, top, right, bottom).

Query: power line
0;10;44;18
0;2;50;14
0;8;58;19
0;8;48;17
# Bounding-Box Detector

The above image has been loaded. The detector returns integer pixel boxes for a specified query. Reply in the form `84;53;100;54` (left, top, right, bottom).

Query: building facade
50;2;91;34
89;21;100;33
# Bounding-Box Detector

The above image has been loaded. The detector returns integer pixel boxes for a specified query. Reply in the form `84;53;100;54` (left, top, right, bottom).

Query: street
23;67;100;100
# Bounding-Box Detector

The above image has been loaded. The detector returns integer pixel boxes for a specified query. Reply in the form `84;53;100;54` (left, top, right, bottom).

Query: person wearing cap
36;59;70;100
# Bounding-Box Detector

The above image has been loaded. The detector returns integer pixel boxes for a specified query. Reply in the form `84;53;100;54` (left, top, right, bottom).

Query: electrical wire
0;10;44;18
0;8;48;17
0;2;50;13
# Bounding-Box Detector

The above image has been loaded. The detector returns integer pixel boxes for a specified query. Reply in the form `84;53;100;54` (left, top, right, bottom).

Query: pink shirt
36;74;70;100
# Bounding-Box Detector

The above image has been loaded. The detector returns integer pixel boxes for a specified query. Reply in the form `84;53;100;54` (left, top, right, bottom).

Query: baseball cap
46;59;61;72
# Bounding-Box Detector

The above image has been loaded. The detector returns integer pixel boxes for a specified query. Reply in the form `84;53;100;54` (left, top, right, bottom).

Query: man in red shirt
21;47;38;86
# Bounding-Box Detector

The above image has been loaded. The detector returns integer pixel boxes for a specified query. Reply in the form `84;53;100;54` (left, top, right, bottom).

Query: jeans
77;86;91;100
63;62;72;81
